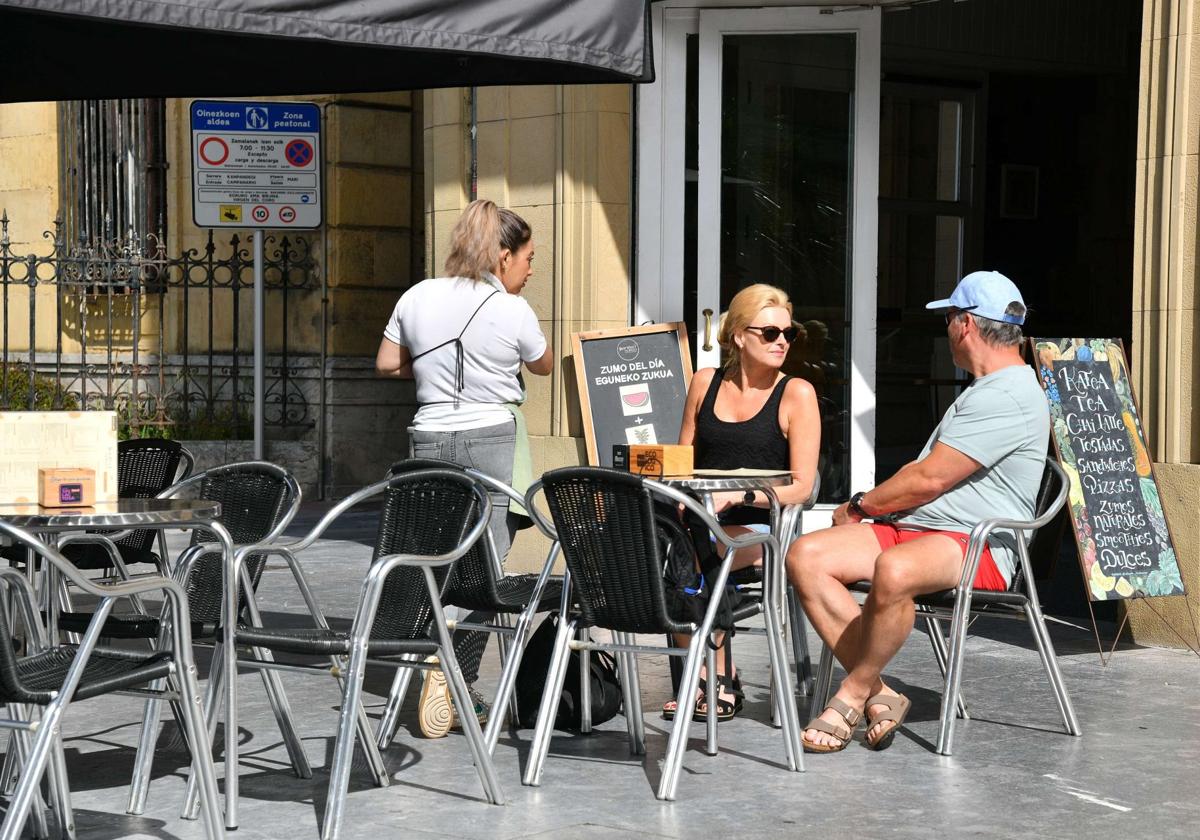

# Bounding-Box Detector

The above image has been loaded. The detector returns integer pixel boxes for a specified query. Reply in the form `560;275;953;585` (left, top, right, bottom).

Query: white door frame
637;4;882;520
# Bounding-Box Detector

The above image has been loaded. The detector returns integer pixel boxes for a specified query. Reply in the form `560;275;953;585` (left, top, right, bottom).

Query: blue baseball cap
925;270;1026;325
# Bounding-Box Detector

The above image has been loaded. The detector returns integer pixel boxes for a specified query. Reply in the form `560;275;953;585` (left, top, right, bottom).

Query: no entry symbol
198;136;229;166
285;139;313;167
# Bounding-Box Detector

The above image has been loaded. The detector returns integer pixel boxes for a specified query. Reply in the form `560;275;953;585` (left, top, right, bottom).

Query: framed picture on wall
1000;164;1039;220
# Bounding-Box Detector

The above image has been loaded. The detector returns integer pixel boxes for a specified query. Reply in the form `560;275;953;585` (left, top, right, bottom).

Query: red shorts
869;523;1007;592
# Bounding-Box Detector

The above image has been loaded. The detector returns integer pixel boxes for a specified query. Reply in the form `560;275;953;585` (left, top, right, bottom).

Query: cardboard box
612;444;694;477
0;411;118;504
38;468;96;507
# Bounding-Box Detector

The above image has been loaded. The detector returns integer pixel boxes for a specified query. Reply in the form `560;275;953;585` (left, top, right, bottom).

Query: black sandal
692;673;744;722
662;677;708;721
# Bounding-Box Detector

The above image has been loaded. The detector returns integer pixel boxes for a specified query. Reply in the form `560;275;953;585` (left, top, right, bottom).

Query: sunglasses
944;307;976;326
745;325;800;344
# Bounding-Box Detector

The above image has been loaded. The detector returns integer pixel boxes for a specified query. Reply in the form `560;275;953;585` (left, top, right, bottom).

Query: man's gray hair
973;301;1026;347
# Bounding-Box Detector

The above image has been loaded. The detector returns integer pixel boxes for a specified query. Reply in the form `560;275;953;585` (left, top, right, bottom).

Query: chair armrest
645;479;775;552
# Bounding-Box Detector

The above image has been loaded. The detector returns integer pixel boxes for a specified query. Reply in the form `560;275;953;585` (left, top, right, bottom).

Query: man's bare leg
787;523;881;671
790;531;966;748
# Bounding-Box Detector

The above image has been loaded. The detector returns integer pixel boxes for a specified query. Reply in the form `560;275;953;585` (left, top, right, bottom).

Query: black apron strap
409;289;500;408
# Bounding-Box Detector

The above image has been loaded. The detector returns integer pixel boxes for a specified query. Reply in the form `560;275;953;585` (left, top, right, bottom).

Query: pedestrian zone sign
191;100;321;229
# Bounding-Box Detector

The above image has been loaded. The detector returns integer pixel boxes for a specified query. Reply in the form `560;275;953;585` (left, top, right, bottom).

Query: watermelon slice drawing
619;383;653;416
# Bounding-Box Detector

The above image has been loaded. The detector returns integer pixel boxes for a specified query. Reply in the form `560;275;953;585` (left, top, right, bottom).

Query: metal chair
60;438;195;573
810;457;1080;755
522;467;802;801
373;458;564;754
188;468;502;839
53;461;307;816
0;520;223;840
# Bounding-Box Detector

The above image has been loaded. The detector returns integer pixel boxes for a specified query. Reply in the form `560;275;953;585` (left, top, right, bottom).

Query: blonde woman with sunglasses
662;283;821;722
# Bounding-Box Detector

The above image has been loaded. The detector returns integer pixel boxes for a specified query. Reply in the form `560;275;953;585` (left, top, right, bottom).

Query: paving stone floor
9;502;1200;839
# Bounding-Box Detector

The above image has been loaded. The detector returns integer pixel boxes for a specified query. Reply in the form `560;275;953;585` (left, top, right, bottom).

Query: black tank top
693;369;792;525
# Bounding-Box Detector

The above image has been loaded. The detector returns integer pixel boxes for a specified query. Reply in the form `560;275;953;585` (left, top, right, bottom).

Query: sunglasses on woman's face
745;325;800;344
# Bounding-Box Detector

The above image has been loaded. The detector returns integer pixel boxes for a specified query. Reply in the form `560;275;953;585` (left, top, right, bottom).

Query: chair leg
657;631;708;800
181;642;226;821
622;635;645;751
613;632;644;756
935;597;973;756
438;641;505;805
522;616;575;787
328;663;391;789
786;586;813;697
375;656;418;750
1025;604;1082;736
126;687;164;815
0;699;65;840
321;643;377;840
923;615;969;720
1;729;19;795
484;608;537;755
761;576;803;772
812;643;835;714
6;718;51;840
46;729;76;839
173;659;225;840
704;643;718;757
495;613;516;727
253;646;313;779
579;628;592;735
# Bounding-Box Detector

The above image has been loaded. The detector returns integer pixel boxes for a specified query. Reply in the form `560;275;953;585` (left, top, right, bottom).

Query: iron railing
0;212;321;440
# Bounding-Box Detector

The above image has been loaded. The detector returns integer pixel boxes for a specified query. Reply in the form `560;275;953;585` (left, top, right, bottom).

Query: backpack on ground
514;613;623;731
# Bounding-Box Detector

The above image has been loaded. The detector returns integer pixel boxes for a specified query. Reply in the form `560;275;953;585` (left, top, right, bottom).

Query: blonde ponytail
444;199;502;282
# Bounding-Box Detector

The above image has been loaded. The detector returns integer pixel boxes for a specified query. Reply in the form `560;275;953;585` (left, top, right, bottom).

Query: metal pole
253;229;264;460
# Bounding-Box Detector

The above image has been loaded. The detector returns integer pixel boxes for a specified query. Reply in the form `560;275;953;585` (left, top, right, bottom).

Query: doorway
637;4;881;521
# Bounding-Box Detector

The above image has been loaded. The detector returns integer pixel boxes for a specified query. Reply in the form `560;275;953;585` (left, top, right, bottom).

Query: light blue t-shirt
898;364;1050;586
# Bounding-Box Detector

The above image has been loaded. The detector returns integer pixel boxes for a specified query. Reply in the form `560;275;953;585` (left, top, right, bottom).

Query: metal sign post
189;100;322;458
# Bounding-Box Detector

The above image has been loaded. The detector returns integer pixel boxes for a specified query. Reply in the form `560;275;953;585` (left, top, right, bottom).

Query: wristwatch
848;491;871;519
742;490;757;506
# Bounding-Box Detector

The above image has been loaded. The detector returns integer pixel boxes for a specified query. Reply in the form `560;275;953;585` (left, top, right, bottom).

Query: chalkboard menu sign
573;323;693;466
1033;338;1184;601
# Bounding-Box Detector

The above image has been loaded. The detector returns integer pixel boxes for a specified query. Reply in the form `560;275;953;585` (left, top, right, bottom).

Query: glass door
637;5;880;521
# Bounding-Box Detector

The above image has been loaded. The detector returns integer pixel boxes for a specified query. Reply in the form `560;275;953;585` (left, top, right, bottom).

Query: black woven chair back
112;438;186;554
1008;459;1064;594
369;469;481;642
540;467;684;635
184;465;293;623
389;457;501;612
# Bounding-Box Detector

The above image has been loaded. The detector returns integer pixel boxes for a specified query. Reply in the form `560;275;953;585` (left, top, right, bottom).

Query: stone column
1129;0;1200;645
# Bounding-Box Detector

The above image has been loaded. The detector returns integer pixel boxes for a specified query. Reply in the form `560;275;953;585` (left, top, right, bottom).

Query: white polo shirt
383;274;547;431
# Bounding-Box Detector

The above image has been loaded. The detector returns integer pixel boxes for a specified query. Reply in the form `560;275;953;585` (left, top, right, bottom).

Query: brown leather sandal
801;697;862;753
864;691;911;751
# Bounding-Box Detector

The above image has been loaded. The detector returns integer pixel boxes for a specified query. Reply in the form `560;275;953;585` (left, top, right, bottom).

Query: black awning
0;0;653;102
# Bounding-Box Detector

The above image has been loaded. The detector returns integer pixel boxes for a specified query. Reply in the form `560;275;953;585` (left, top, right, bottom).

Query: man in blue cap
787;270;1049;753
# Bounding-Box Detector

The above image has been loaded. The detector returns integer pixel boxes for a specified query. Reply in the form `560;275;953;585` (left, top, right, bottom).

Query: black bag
515;614;623;731
657;504;745;630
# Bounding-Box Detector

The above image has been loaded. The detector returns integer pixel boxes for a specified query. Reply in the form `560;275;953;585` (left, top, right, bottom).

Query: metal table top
660;471;792;492
0;498;221;529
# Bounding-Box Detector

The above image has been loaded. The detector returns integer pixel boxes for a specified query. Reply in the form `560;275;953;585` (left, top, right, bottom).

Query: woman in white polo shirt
376;198;552;736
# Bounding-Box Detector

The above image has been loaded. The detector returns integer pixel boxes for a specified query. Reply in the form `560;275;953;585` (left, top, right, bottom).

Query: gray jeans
408;418;518;561
408;419;517;685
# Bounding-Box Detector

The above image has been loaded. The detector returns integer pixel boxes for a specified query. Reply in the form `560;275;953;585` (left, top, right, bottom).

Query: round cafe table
0;498;224;642
0;498;221;530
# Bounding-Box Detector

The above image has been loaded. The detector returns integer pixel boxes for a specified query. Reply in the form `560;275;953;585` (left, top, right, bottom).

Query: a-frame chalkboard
1033;338;1184;601
572;323;693;466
